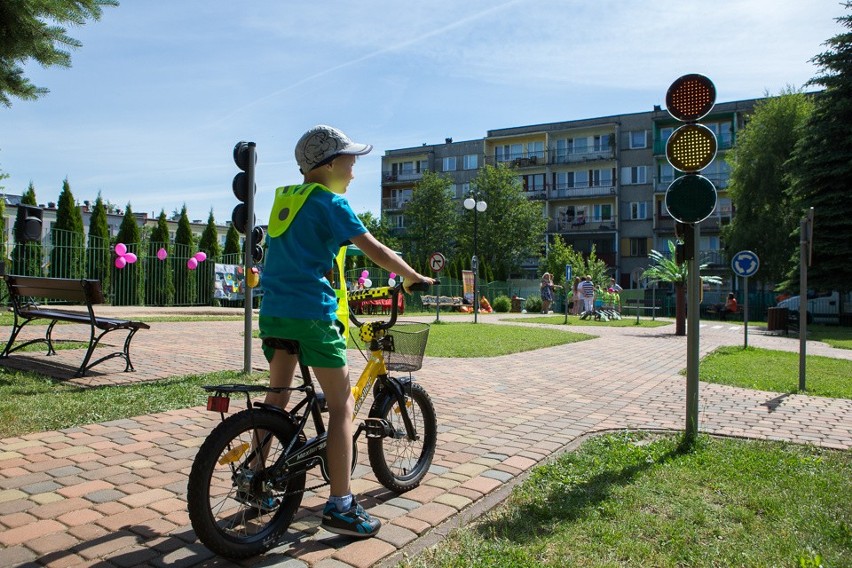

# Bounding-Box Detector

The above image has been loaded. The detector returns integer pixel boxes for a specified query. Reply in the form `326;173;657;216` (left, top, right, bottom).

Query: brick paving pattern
1;310;850;567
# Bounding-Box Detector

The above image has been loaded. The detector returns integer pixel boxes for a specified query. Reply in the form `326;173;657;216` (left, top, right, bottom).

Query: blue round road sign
731;250;759;278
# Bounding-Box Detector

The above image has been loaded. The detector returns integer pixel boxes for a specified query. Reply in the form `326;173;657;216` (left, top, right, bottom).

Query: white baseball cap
295;125;372;173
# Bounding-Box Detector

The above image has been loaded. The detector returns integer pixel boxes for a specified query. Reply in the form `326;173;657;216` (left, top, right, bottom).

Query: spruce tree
113;204;142;306
173;205;197;305
86;193;111;291
197;209;220;305
146;210;174;306
50;178;86;278
786;2;852;295
10;182;43;276
223;222;240;263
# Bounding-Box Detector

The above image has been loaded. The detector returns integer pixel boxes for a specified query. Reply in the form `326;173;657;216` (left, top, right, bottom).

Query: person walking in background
572;276;582;315
539;272;562;314
580;275;596;316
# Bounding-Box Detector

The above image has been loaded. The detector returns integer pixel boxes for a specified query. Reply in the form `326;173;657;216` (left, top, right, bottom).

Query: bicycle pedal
362;418;391;438
315;392;328;413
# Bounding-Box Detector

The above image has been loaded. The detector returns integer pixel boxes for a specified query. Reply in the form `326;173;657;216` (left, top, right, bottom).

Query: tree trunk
675;283;686;336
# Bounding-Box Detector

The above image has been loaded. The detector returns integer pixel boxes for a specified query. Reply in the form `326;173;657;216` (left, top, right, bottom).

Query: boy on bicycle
259;125;434;538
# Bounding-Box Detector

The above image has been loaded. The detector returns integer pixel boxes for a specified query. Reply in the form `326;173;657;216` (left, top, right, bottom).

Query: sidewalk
1;312;850;567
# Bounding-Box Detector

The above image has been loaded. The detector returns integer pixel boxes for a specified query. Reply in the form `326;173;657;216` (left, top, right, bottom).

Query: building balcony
381;198;410;211
485;153;545;168
549;148;614;164
549;183;616;200
484;148;615;168
549;215;618;233
381;171;424;184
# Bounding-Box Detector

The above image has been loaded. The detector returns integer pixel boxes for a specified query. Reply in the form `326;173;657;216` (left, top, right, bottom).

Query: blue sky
0;0;843;225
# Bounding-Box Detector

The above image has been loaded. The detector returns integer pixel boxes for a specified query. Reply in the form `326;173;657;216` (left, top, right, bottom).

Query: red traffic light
666;74;716;122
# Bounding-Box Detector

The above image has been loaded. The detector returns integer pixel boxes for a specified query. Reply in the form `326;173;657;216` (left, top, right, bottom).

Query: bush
525;296;542;313
492;295;511;313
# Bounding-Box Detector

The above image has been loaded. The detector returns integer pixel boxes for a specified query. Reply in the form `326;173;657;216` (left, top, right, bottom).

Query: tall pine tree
197;209;220;305
786;3;852;295
86;193;111;291
146;210;174;306
50;178;86;278
223;222;240;263
113;204;142;306
10;182;43;276
173;205;196;305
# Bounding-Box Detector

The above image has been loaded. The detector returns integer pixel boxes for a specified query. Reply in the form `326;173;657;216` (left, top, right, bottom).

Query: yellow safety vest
268;183;349;329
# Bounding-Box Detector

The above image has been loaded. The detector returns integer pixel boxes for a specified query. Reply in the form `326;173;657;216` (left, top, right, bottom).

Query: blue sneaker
321;498;381;537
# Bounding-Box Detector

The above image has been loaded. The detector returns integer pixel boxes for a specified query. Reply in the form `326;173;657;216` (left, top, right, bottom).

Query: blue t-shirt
260;187;367;320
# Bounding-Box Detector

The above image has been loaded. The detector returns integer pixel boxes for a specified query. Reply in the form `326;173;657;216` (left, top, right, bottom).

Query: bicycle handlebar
348;279;438;330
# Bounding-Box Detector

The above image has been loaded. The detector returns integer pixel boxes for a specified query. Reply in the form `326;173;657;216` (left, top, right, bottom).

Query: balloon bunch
114;243;138;269
356;270;398;288
187;251;207;270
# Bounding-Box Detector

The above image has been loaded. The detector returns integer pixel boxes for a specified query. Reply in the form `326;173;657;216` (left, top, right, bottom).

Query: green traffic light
664;174;717;224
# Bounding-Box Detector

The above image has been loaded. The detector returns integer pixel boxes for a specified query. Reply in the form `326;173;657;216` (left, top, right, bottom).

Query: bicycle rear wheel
187;408;305;558
367;381;437;492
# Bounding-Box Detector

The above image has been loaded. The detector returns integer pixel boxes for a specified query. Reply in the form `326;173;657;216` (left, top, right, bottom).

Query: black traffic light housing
16;205;43;243
231;141;257;235
250;226;265;263
675;221;695;265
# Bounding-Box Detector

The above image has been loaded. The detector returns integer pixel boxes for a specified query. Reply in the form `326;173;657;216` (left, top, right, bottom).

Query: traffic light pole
685;223;701;442
243;142;257;375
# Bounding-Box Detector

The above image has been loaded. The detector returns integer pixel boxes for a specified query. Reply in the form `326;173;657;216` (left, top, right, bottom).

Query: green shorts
259;316;347;368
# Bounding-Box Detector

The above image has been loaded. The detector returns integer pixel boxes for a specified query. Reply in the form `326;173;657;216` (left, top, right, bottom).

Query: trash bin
511;297;525;313
767;307;789;331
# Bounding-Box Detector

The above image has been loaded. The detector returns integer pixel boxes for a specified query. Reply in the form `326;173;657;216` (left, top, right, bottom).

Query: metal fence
2;229;245;307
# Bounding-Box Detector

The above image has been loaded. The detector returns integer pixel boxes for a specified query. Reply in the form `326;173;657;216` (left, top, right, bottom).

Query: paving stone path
1;311;850;567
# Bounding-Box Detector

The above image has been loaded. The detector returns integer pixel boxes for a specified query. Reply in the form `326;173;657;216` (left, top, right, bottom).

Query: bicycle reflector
207;395;230;413
665;123;717;173
666;73;716;122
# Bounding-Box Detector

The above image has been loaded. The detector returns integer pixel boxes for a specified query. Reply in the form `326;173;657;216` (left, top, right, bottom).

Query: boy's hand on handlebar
403;274;436;294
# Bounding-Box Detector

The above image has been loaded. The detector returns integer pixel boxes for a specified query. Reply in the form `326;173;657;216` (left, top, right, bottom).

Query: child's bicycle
186;281;437;558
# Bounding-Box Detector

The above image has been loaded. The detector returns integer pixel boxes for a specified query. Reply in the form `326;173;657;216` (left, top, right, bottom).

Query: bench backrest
4;275;105;305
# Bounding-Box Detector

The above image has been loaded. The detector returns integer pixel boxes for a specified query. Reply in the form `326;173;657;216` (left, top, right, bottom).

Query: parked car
776;291;845;324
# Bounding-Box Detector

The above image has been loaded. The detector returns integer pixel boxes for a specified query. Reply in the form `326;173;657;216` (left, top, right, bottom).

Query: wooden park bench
1;275;150;377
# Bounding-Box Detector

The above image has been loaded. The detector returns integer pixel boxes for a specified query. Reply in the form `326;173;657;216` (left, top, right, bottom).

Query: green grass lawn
512;314;671;328
699;346;852;399
401;432;851;568
0;369;268;438
809;324;852;350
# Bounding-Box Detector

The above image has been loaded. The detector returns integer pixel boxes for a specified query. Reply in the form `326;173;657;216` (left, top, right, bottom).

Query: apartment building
380;97;758;288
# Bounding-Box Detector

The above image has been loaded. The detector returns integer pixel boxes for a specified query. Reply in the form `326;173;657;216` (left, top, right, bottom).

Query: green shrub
492;295;511;313
525;296;542;313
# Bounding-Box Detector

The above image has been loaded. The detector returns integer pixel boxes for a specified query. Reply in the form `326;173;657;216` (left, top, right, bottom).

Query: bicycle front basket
384;321;430;372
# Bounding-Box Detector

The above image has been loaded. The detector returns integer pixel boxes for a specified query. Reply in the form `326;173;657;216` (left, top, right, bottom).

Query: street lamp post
463;194;487;324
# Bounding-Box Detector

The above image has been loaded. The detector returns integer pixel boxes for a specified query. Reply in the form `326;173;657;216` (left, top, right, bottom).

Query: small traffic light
231;141;256;235
16;205;43;243
250;226;265;263
663;74;718;225
674;221;695;265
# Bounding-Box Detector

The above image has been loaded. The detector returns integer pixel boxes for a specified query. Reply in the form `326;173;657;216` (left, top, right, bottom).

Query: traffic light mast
232;141;257;374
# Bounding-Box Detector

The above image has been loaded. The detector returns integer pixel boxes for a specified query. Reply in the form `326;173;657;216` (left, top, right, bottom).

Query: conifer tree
113;204;142;305
10;182;43;276
197;209;220;304
146;210;174;306
173;205;196;304
223;222;240;262
50;178;86;278
785;3;852;295
86;193;111;291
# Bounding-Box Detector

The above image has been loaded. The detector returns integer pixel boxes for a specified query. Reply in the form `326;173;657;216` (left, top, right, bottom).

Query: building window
443;157;456;172
521;174;545;193
591;168;613;187
463;154;478;170
659;162;674;185
630;130;647;149
593;204;612;221
630;238;648;257
528;141;544;159
630;202;649;220
620;166;647;185
390;215;405;229
555;138;572;163
593;134;612;152
460;182;470;198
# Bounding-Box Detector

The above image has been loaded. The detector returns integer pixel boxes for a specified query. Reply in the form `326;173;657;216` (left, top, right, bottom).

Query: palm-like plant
642;241;722;336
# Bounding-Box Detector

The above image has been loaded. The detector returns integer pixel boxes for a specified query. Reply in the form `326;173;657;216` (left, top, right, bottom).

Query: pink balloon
358;277;365;285
123;253;137;264
157;248;167;261
389;272;396;279
194;251;207;262
187;258;198;270
114;256;127;269
361;270;369;278
115;243;127;256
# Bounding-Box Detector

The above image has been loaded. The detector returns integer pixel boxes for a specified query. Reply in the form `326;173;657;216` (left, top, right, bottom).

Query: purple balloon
115;243;127;256
157;248;167;261
124;253;138;264
187;258;198;270
115;257;127;269
194;251;207;262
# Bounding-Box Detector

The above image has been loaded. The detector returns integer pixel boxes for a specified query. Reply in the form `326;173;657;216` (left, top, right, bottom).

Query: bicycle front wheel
367;381;437;492
187;408;305;559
